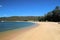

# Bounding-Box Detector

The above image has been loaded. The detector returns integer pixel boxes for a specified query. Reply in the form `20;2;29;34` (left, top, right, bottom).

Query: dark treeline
44;6;60;22
0;6;60;22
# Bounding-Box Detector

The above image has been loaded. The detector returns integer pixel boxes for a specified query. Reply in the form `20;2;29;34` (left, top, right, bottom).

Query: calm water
0;22;35;32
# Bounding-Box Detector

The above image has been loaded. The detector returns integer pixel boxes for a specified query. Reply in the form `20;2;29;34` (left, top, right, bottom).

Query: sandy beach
0;22;60;40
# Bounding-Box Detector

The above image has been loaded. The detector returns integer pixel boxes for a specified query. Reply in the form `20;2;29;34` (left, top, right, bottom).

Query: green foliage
45;6;60;22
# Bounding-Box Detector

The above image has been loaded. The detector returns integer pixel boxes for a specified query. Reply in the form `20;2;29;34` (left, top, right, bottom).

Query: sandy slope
0;22;60;40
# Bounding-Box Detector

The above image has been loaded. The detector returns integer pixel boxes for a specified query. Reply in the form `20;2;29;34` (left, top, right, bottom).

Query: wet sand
0;22;60;40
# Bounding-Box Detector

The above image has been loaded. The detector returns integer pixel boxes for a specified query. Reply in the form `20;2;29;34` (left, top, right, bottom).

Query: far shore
0;22;60;40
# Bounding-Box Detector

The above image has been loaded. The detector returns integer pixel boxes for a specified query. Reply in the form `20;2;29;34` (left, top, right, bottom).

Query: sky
0;0;60;17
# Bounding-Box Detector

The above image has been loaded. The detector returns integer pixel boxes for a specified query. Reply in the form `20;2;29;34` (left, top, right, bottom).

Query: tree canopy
44;6;60;22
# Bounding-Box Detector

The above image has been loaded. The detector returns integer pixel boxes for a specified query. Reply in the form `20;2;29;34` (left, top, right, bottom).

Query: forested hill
0;6;60;22
0;16;40;21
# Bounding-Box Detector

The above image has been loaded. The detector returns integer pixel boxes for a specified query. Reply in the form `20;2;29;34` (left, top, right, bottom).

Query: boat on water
0;21;4;22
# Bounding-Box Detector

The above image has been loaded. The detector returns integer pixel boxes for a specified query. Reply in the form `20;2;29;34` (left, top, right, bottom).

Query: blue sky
0;0;60;17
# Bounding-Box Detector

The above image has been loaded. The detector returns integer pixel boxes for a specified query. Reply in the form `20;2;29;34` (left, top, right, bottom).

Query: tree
45;6;60;22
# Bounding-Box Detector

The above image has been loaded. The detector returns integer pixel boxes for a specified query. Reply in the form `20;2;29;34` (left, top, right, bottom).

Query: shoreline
0;21;36;32
0;22;60;40
0;22;38;40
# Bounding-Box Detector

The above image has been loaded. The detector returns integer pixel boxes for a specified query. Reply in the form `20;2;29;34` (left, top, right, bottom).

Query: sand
0;22;60;40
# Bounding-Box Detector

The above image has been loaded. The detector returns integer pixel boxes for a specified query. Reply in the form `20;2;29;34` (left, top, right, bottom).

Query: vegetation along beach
0;0;60;40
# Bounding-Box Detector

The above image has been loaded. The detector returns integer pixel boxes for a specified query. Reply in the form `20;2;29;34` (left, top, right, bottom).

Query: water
0;22;35;32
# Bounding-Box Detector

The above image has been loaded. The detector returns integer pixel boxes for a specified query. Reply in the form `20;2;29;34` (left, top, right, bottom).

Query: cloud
0;5;2;7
